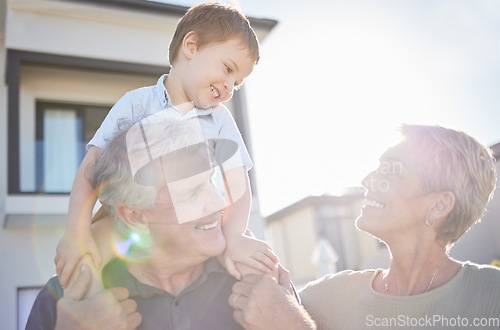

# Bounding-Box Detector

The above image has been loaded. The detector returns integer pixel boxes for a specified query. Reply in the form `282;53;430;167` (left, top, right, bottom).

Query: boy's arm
55;146;102;288
221;167;278;279
64;214;116;299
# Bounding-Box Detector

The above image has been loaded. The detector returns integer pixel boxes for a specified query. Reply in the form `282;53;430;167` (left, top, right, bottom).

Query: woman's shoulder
462;261;500;283
300;268;378;295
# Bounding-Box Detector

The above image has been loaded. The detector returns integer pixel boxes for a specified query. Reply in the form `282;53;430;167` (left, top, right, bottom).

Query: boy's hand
223;233;279;279
55;228;102;288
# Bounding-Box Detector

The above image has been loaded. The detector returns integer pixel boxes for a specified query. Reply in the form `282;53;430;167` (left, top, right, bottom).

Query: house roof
491;143;500;161
64;0;278;30
266;192;364;223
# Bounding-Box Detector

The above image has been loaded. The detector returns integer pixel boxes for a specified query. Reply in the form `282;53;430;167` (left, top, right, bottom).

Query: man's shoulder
204;258;234;278
25;276;63;329
45;275;65;300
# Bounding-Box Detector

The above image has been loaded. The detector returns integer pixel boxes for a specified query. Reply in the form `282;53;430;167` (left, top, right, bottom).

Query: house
267;143;500;288
266;190;379;288
0;1;277;328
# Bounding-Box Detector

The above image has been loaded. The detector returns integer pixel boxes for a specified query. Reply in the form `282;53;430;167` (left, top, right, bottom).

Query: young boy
55;3;278;288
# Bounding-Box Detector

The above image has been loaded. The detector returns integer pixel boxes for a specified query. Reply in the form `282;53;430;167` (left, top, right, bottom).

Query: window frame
34;101;110;194
17;286;43;330
6;49;169;195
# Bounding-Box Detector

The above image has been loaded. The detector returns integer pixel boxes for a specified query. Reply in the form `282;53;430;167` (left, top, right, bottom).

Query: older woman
231;124;500;330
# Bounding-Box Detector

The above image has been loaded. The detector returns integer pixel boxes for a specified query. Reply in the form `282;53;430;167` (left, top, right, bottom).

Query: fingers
239;257;274;275
225;258;242;280
59;258;79;289
64;264;91;301
117;292;141;329
120;298;137;315
87;241;103;269
277;264;291;287
127;311;142;330
232;309;245;327
55;258;65;284
228;292;248;310
264;248;279;265
252;250;279;272
109;287;130;302
232;274;268;297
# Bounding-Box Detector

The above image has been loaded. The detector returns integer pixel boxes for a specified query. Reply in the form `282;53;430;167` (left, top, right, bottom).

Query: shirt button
174;300;179;306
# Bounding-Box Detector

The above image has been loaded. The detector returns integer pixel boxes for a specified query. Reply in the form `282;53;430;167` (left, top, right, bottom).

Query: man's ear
182;31;199;60
115;203;145;229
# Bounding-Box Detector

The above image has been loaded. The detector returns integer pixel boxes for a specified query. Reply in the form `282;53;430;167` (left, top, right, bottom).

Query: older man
26;114;245;329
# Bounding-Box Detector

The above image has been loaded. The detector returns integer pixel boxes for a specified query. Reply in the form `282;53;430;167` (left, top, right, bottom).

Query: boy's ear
115;203;145;229
183;31;199;60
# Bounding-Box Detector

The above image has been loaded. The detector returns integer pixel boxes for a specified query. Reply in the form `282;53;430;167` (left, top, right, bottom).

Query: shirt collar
155;74;170;109
102;257;228;298
156;74;218;118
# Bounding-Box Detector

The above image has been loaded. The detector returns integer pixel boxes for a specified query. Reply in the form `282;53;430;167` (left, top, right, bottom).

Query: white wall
269;207;317;285
0;225;63;329
6;0;177;66
5;0;273;68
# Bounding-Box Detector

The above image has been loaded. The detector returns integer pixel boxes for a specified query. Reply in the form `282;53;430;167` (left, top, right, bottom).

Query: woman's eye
225;64;232;73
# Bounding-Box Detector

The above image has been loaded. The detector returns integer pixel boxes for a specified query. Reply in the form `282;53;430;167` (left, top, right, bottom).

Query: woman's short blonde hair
400;124;497;246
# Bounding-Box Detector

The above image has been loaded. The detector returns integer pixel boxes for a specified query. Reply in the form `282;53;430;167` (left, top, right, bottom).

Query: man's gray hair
91;115;206;238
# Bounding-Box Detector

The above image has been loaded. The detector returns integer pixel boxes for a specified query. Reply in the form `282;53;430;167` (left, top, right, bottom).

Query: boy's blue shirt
88;74;252;172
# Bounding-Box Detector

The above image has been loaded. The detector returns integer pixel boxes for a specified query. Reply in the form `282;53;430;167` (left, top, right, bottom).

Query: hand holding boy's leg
230;266;316;330
56;264;141;330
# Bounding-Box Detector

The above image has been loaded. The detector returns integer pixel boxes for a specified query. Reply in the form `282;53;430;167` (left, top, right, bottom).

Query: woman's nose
361;170;376;189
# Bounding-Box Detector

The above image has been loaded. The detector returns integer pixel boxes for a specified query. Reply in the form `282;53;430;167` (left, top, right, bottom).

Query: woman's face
356;141;436;242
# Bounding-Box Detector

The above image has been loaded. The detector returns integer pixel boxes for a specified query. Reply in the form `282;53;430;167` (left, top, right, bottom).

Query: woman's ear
182;31;199;60
429;191;456;224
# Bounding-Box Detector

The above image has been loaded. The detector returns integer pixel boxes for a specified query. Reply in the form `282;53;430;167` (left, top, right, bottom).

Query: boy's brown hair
168;3;260;65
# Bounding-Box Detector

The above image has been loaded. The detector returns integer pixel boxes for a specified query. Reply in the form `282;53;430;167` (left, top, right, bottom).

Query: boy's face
182;37;256;109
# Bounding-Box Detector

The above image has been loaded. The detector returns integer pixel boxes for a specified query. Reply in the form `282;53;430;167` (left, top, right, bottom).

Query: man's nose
204;184;227;214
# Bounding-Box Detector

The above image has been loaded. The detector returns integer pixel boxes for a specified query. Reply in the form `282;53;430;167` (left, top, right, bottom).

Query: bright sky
160;0;500;216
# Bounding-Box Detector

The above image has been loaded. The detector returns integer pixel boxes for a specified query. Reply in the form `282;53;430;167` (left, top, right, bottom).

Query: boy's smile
170;36;256;111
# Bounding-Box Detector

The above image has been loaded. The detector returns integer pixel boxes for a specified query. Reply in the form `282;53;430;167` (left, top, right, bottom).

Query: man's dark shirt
26;258;242;330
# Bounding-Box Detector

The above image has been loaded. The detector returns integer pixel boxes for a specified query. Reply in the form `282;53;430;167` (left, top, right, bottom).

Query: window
18;287;42;330
34;102;109;193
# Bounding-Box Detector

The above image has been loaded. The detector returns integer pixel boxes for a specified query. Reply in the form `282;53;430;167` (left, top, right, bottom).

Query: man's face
143;168;227;260
181;37;255;109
